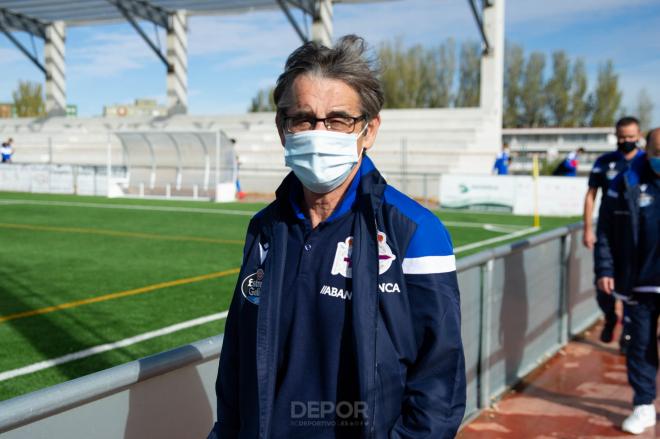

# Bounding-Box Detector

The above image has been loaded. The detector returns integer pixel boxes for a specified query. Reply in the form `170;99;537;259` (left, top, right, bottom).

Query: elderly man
596;128;660;435
208;35;465;439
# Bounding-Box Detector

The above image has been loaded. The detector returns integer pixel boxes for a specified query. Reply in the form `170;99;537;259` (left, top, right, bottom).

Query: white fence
0;163;127;196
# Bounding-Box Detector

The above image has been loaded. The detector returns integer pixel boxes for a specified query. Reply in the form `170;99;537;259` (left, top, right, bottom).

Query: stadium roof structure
0;0;499;118
0;0;371;26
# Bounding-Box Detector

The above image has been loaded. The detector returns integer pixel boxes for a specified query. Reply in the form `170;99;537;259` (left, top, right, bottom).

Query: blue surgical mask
284;127;366;194
650;156;660;175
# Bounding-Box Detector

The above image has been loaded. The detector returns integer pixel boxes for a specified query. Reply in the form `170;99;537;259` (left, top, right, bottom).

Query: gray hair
274;34;384;125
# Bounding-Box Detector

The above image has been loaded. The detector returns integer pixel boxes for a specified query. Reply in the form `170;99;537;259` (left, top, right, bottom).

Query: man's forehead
288;104;355;115
288;75;361;113
616;124;640;135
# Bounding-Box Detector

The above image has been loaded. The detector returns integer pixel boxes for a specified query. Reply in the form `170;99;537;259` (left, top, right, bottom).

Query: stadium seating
0;108;499;199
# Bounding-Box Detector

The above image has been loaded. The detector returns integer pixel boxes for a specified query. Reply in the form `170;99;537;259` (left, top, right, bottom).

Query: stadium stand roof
0;0;371;26
0;0;500;122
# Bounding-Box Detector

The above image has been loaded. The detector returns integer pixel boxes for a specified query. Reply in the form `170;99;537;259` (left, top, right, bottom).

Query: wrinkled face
277;74;380;156
616;123;640;143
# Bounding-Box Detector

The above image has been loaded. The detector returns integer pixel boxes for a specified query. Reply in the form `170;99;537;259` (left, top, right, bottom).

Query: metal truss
107;0;172;70
276;0;326;44
0;7;48;74
467;0;492;54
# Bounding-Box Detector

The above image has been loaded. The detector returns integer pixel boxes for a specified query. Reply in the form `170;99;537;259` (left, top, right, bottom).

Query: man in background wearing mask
595;128;660;435
583;116;643;348
207;35;465;439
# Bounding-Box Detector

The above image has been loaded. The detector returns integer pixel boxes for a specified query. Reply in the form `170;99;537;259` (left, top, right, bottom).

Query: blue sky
0;0;658;125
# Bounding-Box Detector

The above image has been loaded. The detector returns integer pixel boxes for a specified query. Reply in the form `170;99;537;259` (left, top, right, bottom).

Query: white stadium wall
0;108;500;202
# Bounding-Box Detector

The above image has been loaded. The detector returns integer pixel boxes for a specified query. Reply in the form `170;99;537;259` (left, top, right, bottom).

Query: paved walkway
460;320;660;438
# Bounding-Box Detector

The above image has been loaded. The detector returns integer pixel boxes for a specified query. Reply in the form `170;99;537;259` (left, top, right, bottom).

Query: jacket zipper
370;216;379;438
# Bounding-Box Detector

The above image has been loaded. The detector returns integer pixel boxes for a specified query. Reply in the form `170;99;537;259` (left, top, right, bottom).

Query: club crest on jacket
331;231;396;278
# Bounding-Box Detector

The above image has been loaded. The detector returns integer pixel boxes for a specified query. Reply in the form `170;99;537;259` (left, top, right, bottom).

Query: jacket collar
275;155;386;222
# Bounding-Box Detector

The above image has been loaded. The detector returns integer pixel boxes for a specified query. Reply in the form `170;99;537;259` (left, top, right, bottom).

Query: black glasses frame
284;115;366;134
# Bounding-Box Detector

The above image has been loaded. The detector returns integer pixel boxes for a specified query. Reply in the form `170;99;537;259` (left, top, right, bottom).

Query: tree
567;58;589;127
248;86;276;112
428;39;456;107
379;40;429;108
379;39;412;108
12;81;45;117
399;44;430;108
503;43;524;127
379;38;458;109
520;52;546;127
590;60;622;127
545;51;571;126
455;41;481;107
636;88;654;132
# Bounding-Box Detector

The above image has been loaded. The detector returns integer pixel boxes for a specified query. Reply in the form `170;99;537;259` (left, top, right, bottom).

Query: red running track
460;321;660;438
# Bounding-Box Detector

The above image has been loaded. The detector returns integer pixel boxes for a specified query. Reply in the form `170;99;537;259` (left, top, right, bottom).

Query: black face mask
617;141;637;154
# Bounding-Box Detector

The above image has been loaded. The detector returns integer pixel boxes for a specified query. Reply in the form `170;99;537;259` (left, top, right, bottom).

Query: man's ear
276;113;286;147
361;114;381;152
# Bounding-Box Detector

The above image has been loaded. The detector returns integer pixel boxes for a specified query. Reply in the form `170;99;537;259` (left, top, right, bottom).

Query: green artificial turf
0;191;579;401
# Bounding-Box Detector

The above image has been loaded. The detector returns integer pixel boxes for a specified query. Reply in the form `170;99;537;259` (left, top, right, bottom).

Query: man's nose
313;119;328;131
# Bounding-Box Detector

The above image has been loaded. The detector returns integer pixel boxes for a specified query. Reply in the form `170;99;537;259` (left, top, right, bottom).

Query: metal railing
0;223;599;438
236;166;443;207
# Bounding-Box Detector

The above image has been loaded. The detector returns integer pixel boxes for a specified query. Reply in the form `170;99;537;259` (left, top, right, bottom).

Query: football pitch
0;191;579;401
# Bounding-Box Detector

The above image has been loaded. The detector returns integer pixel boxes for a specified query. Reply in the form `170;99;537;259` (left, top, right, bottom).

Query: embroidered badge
377;231;396;274
241;268;264;305
606;162;618;180
331;231;396;278
639;184;653;208
331;237;354;278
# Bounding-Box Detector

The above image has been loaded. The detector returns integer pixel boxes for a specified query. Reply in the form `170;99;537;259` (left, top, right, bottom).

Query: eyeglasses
284;114;366;134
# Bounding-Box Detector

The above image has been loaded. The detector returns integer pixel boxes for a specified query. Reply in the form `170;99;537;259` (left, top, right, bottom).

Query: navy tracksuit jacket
588;149;643;323
595;153;659;294
595;153;660;406
208;156;466;438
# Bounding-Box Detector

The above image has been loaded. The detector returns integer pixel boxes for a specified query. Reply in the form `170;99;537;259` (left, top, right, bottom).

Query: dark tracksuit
208;156;466;438
588;149;643;326
595;153;660;405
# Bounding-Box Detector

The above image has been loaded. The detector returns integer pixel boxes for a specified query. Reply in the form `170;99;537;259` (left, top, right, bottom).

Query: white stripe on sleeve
633;286;660;293
402;255;456;274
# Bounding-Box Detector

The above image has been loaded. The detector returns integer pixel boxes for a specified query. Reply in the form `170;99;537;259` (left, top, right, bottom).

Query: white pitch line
483;224;523;233
0;199;255;216
454;226;540;254
0;311;228;382
443;221;525;232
